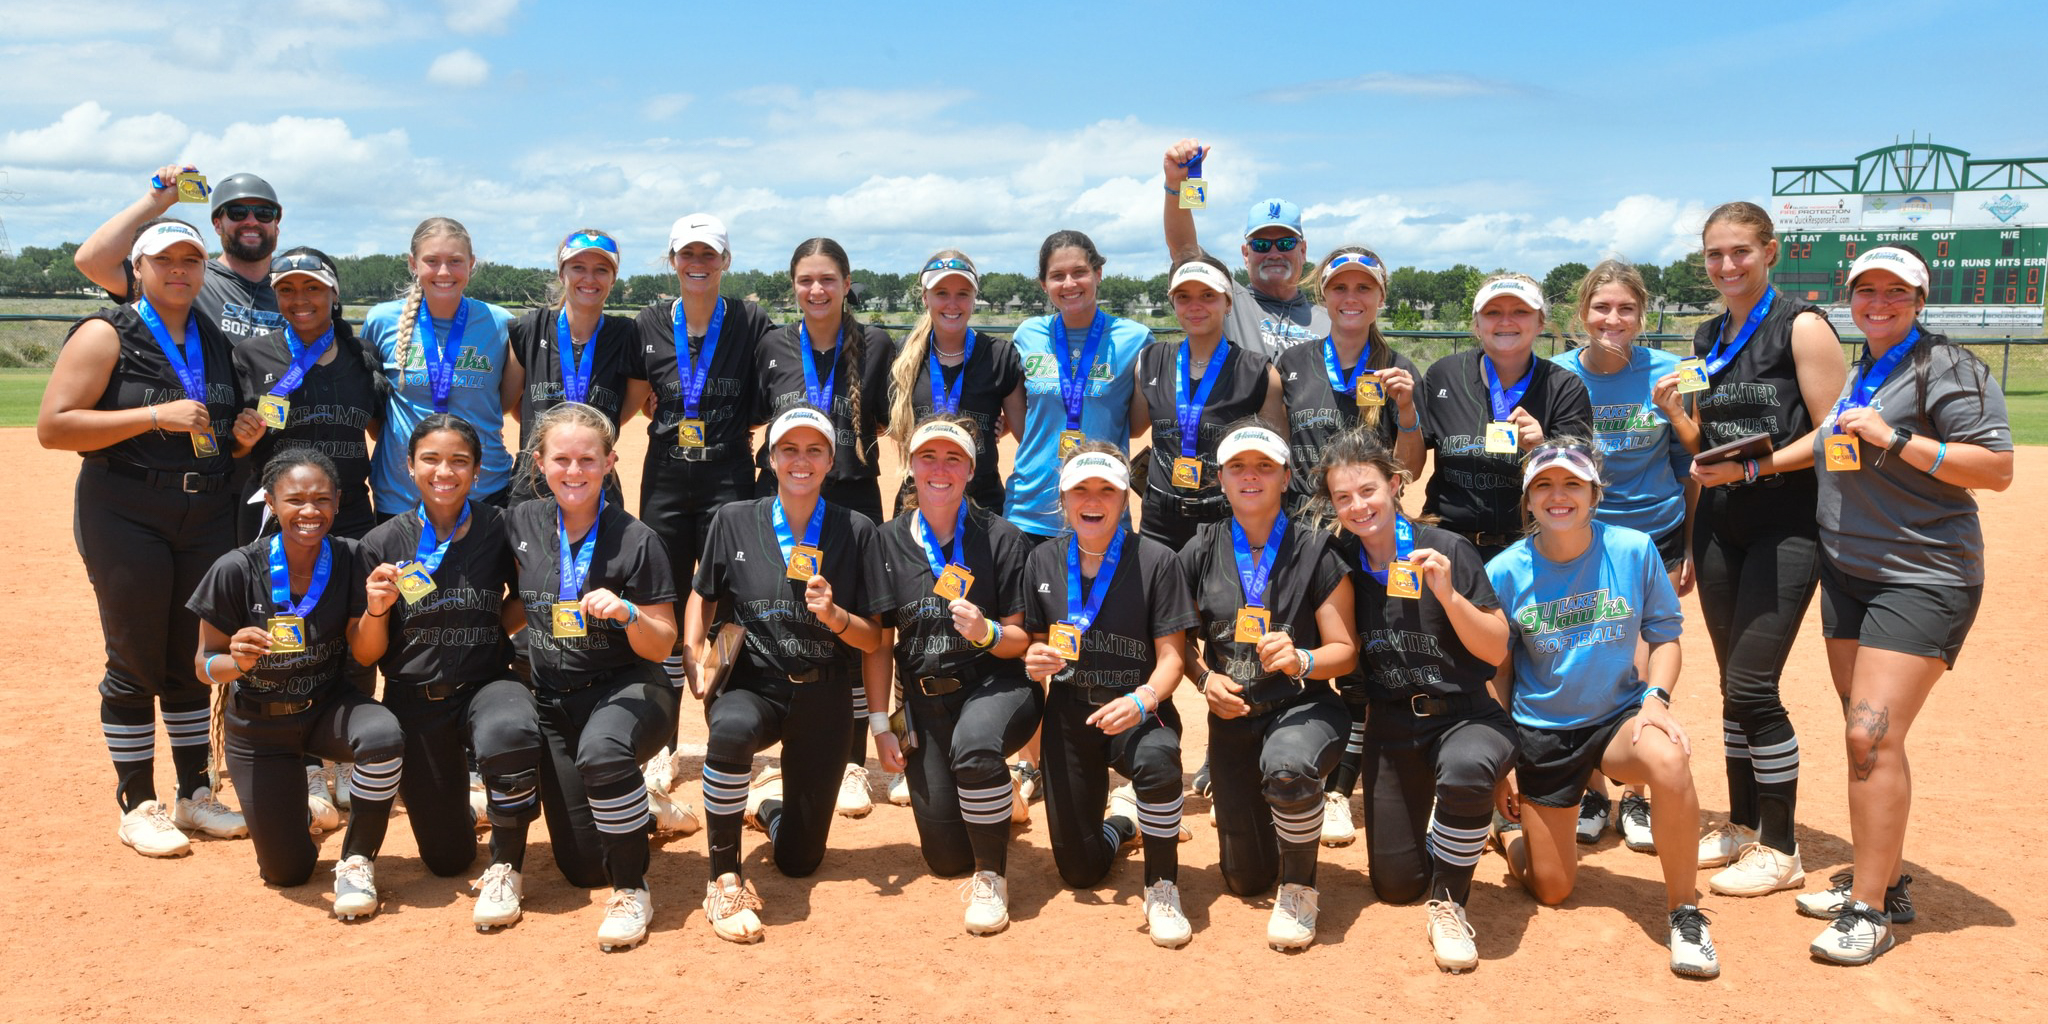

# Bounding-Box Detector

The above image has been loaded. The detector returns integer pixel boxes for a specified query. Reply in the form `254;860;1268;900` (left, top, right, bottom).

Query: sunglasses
924;257;974;274
270;252;333;276
561;231;620;256
217;203;280;224
1246;236;1301;254
1326;253;1380;272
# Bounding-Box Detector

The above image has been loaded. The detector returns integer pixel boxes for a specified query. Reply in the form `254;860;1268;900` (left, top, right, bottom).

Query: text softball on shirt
1022;354;1116;396
1511;588;1635;654
1589;402;1665;454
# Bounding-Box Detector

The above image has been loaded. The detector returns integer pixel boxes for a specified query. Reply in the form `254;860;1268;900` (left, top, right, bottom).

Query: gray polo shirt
1226;280;1328;362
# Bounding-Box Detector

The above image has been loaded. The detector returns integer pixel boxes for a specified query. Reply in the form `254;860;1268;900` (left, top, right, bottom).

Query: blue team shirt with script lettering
1554;346;1692;540
1487;522;1681;729
1002;313;1151;537
363;297;515;508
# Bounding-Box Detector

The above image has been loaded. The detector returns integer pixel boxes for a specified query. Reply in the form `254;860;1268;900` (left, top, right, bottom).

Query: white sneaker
307;765;341;834
744;767;783;833
1011;759;1042;802
1668;904;1721;978
1320;791;1357;847
1142;879;1192;948
1809;899;1894;965
468;771;489;831
1268;882;1319;950
1010;772;1030;825
471;863;522;931
836;763;873;818
597;887;652;951
1696;821;1756;868
117;800;191;858
887;772;911;807
332;855;379;921
643;747;678;794
703;873;763;944
649;788;702;837
1575;790;1609;844
1617;792;1655;853
962;870;1010;935
1426;898;1479;972
1710;842;1805;897
173;786;247;839
331;762;354;812
1107;784;1140;849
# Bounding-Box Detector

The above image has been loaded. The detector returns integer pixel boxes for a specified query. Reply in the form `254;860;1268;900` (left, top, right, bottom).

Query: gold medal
191;432;220;458
1178;178;1207;210
785;544;822;582
1387;560;1422;599
1233;606;1270;644
551;600;587;638
1170;456;1203;490
1049;622;1082;661
1484;422;1518;454
678;419;706;447
934;565;974;601
1675;358;1710;394
258;394;290;430
267;615;305;654
395;561;437;603
174;172;209;203
1058;429;1085;459
1355;377;1386;407
1825;435;1861;472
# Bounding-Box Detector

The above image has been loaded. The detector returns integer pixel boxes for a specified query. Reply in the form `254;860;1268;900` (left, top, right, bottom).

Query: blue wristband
1928;442;1947;476
622;600;639;626
1127;693;1148;723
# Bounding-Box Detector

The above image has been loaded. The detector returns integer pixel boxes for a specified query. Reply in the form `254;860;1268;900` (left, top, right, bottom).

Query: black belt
1055;677;1135;706
415;681;466;701
95;458;231;493
1457;530;1517;550
1239;677;1315;718
1375;692;1478;718
912;675;963;697
234;691;316;717
664;441;734;463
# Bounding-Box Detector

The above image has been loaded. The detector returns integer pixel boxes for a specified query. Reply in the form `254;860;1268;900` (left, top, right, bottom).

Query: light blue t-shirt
364;297;515;508
1002;312;1152;537
1554;346;1691;541
1487;522;1682;730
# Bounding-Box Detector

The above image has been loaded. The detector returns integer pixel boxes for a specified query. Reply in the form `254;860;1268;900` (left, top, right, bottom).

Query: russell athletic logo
1983;194;2029;223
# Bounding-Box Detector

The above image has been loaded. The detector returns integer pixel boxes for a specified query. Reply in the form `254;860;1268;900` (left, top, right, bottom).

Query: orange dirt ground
1;426;2040;1023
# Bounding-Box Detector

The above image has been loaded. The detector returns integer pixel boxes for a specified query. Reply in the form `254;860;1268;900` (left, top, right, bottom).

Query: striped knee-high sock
701;761;752;879
1750;733;1801;853
958;781;1014;874
846;685;870;767
1136;793;1183;884
589;776;653;890
1272;798;1325;886
340;756;401;860
161;702;211;799
1722;719;1757;829
485;773;537;870
1327;719;1367;798
1425;809;1493;904
101;701;157;811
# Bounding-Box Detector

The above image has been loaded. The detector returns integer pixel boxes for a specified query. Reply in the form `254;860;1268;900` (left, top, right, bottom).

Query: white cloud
427;49;491;87
0;102;190;168
643;93;693;121
441;0;520;33
1309;192;1714;273
1257;72;1533;104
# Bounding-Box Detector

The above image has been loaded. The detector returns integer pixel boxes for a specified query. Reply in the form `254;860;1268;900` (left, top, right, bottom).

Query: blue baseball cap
1244;198;1303;239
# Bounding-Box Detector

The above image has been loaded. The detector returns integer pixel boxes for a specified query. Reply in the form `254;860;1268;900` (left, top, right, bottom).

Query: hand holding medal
364;563;403;618
1255;632;1302;678
226;625;274;673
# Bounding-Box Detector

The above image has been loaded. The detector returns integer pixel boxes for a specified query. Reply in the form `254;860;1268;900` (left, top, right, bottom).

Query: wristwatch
1643;686;1673;707
1888;427;1914;455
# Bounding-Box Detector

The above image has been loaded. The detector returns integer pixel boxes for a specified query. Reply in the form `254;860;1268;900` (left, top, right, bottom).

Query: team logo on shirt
1516;589;1633;635
1037;583;1050;593
735;550;746;562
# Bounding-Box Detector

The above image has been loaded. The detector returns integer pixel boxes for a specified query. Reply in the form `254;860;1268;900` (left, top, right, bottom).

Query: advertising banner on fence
1777;196;1860;228
1952;189;2048;228
1862;193;1954;227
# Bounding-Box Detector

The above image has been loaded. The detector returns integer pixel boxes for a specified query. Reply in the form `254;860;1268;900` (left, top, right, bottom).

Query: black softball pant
1693;485;1820;852
1039;684;1184;888
533;664;676;891
77;461;236;811
1208;688;1348;895
225;687;405;887
904;674;1044;876
1137;487;1225;555
1360;704;1517;906
700;671;853;880
1325;691;1371;797
385;678;543;876
641;450;754;704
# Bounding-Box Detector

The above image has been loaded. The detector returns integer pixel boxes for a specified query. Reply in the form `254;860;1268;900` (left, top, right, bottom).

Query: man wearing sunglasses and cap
1161;139;1330;362
77;163;288;343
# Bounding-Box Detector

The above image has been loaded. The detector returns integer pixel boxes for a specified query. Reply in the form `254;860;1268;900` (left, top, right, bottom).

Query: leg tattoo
1849;699;1890;782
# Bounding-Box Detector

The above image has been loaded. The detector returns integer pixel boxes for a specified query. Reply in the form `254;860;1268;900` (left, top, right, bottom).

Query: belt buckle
181;471;205;493
787;668;819;684
917;676;957;697
421;686;448;702
1409;693;1437;717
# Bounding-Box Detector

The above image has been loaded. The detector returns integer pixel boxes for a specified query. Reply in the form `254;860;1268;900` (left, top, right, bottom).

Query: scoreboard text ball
1775;227;2047;306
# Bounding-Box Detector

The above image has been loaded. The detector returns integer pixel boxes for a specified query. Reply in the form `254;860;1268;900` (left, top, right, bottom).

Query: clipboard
1692;432;1773;467
697;622;746;704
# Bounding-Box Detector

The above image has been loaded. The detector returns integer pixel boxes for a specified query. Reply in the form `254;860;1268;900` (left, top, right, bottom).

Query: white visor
1844;246;1930;292
1215;426;1290;467
1522;446;1602;489
768;407;834;448
908;421;976;467
1471;277;1546;316
1058;451;1130;492
130;221;208;263
1169;261;1234;297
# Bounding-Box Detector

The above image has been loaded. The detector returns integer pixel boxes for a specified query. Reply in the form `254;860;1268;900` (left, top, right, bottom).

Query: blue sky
2;0;2043;281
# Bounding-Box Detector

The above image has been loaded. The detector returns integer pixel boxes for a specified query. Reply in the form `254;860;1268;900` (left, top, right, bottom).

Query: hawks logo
1268;201;1283;219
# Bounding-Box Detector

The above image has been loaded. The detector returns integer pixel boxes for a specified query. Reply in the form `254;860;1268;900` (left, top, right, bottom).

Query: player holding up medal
232;247;386;544
1803;245;2013;965
365;218;519;514
188;450;404;919
40;219;262;858
1021;445;1200;948
504;402;681;951
352;415;543;932
1318;433;1516;972
873;417;1041;934
884;251;1026;514
504;229;648;505
1131;256;1285;551
685;407;894;944
1177;424;1356;950
1418;274;1593;561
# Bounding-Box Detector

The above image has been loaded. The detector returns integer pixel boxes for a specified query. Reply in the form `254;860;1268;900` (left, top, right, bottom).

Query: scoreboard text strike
1777;227;2045;312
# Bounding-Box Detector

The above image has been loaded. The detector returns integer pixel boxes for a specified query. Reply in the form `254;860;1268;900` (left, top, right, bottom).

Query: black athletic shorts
1652;523;1686;573
1513;704;1640;808
1819;559;1982;669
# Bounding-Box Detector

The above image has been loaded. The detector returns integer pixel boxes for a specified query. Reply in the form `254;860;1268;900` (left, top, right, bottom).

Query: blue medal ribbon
1229;510;1289;609
1321;336;1372;397
556;491;604;603
914;509;968;581
798;320;842;411
1831;326;1921;433
1480;354;1533;422
1175;337;1229;457
1064;526;1127;634
926;328;977;415
270;326;334;398
1052;311;1108;432
1359;514;1415;586
267;535;334;616
136;297;207;404
412;501;472;574
416;299;471;414
673;297;727;421
555;307;600;406
1701;286;1776;377
771;495;826;566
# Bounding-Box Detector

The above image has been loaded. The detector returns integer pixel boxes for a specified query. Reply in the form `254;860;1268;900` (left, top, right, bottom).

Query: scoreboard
1775;226;2047;316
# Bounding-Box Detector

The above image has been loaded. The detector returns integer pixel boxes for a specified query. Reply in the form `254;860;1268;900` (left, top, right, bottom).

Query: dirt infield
3;425;2040;1023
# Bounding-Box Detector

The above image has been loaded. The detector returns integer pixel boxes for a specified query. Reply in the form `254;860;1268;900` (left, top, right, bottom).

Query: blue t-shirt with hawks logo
1002;313;1151;538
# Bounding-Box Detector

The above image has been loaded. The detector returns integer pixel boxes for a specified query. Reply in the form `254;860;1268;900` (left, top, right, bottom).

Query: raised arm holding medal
1161;138;1330;358
1175;423;1356;951
74;165;288;343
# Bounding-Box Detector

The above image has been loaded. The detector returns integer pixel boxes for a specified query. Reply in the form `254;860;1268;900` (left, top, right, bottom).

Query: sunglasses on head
217;203;279;224
562;231;619;255
1327;253;1379;272
924;257;973;274
1246;236;1301;254
270;252;332;276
